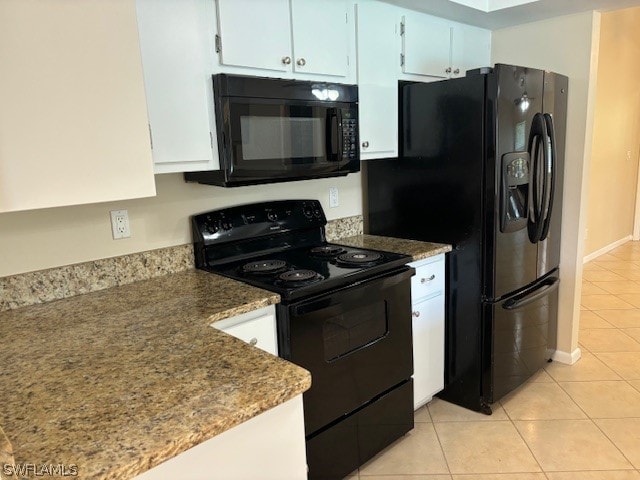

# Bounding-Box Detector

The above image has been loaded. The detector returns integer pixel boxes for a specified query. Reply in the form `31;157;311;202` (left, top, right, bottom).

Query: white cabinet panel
401;10;491;81
216;0;292;72
412;294;445;409
410;254;446;409
134;395;307;480
0;0;155;213
356;1;398;159
451;24;491;77
137;0;218;174
402;14;451;78
211;306;278;355
291;0;348;77
410;256;445;303
215;0;350;80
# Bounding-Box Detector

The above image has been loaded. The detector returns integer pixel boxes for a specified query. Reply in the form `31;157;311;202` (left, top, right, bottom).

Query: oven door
278;267;414;435
220;97;359;185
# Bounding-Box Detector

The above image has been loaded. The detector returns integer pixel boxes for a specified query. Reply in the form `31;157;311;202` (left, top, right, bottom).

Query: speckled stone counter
0;270;311;480
335;234;452;261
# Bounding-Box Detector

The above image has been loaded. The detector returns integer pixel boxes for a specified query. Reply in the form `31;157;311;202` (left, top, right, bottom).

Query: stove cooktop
205;242;411;302
192;200;412;302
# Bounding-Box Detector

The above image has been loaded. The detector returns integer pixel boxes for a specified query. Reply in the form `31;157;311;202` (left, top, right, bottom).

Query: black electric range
192;200;415;480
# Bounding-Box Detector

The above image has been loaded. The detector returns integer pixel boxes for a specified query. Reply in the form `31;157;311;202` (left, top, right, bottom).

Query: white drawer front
212;309;278;356
410;255;445;303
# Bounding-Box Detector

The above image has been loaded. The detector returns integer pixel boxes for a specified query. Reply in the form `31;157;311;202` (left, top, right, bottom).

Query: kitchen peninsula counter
0;270;310;479
335;234;452;261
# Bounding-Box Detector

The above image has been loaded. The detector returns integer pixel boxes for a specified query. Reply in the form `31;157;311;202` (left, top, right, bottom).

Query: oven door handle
293;266;415;316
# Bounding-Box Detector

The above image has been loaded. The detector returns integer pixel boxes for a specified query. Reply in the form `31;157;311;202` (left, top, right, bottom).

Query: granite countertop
0;270;311;480
335;234;452;261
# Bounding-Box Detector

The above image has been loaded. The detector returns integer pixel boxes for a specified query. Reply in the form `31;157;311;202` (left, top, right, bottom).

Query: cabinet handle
421;274;436;284
445;67;452;74
412;311;421;318
282;56;292;65
296;58;306;66
249;337;258;346
362;141;370;148
453;68;460;75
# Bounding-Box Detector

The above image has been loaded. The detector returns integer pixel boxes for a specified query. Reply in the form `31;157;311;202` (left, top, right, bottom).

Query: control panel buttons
303;204;314;219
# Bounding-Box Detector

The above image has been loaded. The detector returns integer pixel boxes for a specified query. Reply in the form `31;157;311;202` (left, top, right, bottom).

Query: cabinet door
356;1;398;159
211;306;277;355
137;0;218;174
133;396;307;480
0;0;155;213
291;0;348;77
412;295;445;409
451;24;491;77
402;13;451;78
216;0;292;72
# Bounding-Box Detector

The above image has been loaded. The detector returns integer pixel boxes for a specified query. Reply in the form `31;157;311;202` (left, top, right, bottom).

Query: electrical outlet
329;187;339;208
110;209;131;239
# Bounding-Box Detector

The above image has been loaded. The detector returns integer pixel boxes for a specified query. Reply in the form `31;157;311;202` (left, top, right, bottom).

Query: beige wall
492;11;601;360
0;173;363;277
585;7;640;256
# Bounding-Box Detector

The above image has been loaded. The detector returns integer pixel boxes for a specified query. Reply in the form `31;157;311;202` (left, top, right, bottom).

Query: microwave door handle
325;108;341;162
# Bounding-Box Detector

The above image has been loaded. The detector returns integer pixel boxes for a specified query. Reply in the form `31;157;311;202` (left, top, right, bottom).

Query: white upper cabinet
0;0;155;213
451;24;492;75
291;0;348;77
137;0;219;174
401;14;452;78
356;1;399;159
216;0;292;72
401;10;491;80
215;0;350;79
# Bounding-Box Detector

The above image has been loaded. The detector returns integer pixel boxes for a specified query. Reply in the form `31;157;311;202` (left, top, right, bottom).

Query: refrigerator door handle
540;113;557;241
502;276;559;310
527;113;549;243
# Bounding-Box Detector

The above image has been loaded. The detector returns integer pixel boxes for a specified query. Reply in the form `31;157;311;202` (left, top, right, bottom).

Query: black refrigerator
363;64;568;414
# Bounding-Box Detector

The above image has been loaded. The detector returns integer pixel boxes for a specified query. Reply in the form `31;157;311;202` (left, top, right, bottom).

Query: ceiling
381;0;640;29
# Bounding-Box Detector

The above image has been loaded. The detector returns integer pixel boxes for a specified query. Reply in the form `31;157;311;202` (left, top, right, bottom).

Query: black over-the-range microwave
184;74;359;187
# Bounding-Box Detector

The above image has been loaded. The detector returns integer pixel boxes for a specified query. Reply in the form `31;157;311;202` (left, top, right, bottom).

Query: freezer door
482;274;559;404
538;72;568;278
490;65;544;300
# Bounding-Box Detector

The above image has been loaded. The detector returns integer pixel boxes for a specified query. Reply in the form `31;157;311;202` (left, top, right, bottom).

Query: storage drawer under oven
277;267;414;436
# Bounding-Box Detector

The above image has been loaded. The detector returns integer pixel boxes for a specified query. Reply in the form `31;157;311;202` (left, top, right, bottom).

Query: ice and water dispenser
500;152;530;233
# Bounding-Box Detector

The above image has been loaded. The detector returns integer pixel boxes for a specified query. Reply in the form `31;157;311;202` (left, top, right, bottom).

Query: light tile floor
347;241;640;480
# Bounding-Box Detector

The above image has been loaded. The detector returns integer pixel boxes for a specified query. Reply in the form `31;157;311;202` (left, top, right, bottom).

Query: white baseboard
551;348;582;365
583;235;632;263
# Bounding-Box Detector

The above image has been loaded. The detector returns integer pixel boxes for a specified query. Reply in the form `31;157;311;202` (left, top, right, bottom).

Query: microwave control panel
342;114;358;160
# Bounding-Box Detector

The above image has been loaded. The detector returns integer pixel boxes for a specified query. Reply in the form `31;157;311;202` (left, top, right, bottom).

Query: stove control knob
313;208;322;218
302;204;314;219
267;211;279;221
205;222;219;235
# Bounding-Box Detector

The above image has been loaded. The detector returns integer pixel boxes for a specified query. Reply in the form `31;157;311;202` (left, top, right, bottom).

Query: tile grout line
585;250;640;470
428;404;454;477
498;398;547;475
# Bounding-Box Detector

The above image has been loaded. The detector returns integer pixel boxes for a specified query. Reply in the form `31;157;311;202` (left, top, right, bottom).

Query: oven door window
226;99;346;176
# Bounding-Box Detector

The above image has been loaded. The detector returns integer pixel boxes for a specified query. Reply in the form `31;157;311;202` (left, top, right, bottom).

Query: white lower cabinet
133;395;307;480
211;305;278;356
410;255;445;409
